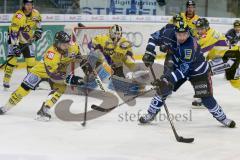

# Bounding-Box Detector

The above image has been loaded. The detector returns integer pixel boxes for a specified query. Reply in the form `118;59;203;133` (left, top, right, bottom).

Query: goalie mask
109;24;123;44
54;31;71;54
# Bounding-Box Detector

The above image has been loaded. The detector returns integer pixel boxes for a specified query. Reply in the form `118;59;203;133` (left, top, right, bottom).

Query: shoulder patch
16;13;23;19
46;51;55;60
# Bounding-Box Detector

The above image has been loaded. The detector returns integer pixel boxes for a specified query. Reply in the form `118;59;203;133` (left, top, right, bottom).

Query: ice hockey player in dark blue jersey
149;14;183;74
139;20;236;128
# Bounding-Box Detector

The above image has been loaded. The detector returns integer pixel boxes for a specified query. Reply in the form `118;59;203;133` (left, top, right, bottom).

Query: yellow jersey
30;42;80;82
180;12;199;36
197;28;231;60
92;34;136;70
9;9;42;45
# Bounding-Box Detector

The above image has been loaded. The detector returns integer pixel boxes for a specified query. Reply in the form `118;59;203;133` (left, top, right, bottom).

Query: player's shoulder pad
32;9;40;14
32;9;42;21
193;14;200;20
93;34;104;42
210;28;222;40
45;46;59;60
13;10;25;20
180;12;186;18
151;30;161;40
68;41;80;55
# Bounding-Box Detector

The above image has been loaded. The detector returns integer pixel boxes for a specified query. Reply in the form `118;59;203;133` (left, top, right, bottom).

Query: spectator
67;0;80;14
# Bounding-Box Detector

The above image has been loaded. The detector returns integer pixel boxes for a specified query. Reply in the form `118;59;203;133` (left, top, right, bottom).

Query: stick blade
81;122;86;127
91;104;109;112
177;136;194;143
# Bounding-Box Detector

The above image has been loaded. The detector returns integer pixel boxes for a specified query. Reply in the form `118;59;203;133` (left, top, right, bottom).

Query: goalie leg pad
223;50;240;80
209;58;234;75
80;63;112;90
108;75;145;95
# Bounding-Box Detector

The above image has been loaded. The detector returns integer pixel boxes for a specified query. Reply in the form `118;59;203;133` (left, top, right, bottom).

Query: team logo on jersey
16;13;23;19
184;49;192;60
46;51;55;60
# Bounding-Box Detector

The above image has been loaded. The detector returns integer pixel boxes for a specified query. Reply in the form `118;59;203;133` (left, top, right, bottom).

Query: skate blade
35;115;51;122
3;87;9;91
191;105;206;109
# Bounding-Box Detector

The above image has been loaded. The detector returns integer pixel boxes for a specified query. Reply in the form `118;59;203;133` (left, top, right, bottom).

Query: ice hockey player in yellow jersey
3;0;43;89
0;31;91;121
180;0;200;36
195;18;231;60
193;18;240;107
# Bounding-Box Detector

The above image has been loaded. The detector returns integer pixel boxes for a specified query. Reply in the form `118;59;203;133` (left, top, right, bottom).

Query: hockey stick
149;66;194;143
81;71;89;126
91;87;155;112
78;43;106;92
0;43;31;69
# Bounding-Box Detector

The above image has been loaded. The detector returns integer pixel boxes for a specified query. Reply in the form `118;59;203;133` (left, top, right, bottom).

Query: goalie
0;31;91;121
84;24;149;94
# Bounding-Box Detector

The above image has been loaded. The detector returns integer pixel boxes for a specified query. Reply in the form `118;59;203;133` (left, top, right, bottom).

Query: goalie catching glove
34;28;43;41
79;58;94;74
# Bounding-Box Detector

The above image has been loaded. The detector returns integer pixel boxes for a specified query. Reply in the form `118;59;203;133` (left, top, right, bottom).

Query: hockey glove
12;45;21;57
34;28;43;41
80;58;93;74
104;48;114;56
142;51;155;67
151;76;173;98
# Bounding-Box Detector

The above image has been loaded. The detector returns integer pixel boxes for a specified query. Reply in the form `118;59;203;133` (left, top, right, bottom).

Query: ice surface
0;60;239;160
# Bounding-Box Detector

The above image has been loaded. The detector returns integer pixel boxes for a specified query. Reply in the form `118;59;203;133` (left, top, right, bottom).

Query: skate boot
219;118;236;128
36;103;51;121
208;104;236;128
139;111;158;124
192;98;204;109
3;82;10;90
0;106;8;115
139;95;163;124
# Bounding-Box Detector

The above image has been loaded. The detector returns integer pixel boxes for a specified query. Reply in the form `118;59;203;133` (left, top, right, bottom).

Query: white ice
0;60;239;160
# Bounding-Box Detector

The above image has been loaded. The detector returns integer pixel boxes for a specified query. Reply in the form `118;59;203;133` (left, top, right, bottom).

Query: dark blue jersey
146;26;209;84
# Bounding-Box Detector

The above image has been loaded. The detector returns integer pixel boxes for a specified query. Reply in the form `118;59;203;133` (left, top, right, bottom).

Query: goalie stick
149;66;194;143
81;71;89;127
91;87;155;112
78;42;106;92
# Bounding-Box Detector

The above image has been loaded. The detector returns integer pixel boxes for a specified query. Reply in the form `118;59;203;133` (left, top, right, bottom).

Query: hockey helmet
186;0;196;7
233;20;240;28
54;31;71;52
173;13;183;23
195;18;209;29
23;0;34;4
175;20;189;33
